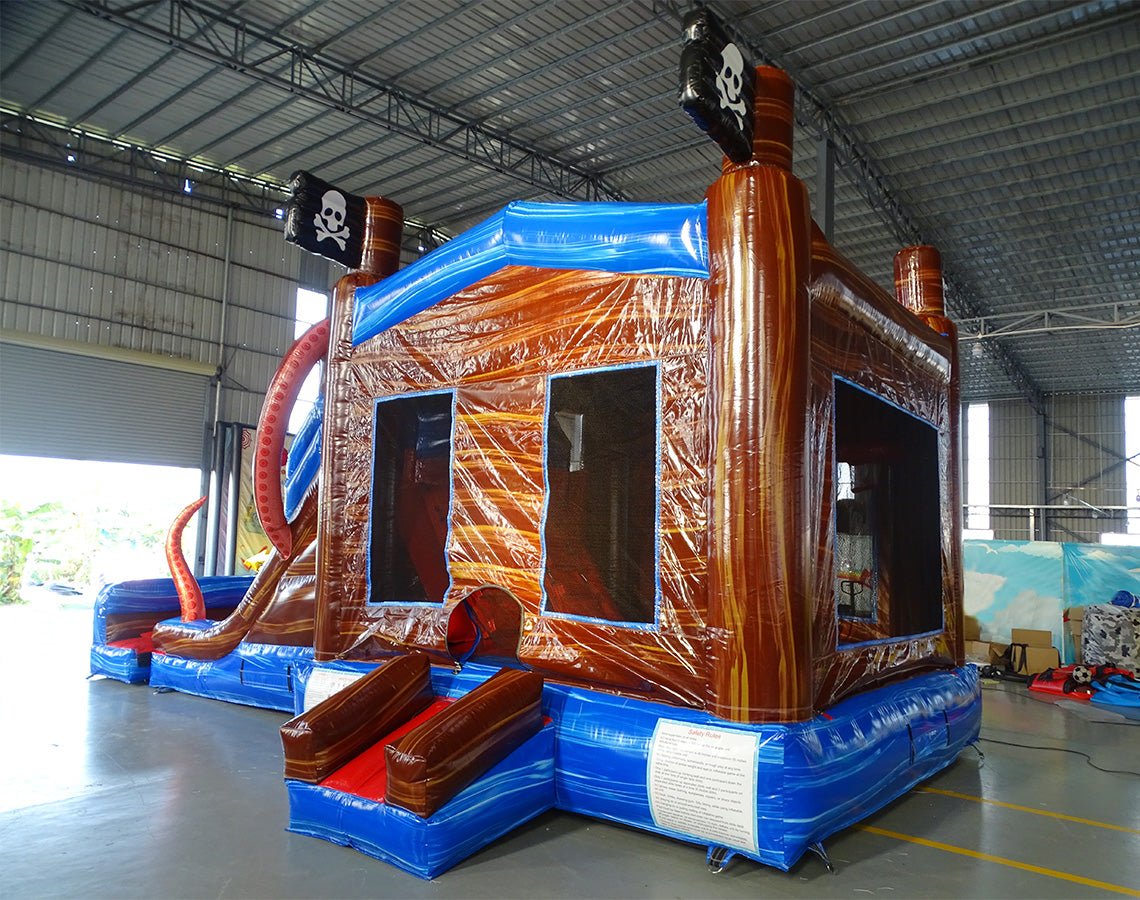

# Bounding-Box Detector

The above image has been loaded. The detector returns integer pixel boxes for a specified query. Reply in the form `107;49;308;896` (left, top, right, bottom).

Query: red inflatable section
165;495;207;622
1028;664;1135;701
254;318;330;558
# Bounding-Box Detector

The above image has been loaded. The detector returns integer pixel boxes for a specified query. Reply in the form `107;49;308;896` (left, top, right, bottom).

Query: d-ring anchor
809;841;835;874
706;846;735;874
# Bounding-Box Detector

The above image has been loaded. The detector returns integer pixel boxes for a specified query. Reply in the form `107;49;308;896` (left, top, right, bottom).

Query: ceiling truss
65;0;628;203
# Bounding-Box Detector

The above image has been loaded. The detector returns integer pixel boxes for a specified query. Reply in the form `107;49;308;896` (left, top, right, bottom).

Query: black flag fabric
678;8;755;164
283;171;367;269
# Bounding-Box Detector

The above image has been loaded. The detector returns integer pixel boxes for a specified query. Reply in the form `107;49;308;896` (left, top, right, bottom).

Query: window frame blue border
364;387;457;608
538;360;663;631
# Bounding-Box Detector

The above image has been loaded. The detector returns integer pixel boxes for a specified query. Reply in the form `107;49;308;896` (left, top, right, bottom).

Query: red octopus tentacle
254;317;330;558
166;495;207;622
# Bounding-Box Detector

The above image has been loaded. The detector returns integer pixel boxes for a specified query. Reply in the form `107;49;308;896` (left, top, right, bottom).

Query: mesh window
835;380;942;642
368;392;452;604
543;366;657;624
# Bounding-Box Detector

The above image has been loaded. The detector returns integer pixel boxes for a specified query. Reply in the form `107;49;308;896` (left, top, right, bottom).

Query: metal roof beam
801;0;1030;83
0;6;78;83
833;8;1139;107
0;109;285;212
68;0;255;126
416;0;624;104
959;302;1140;340
385;0;561;91
65;0;627;202
210;0;437;170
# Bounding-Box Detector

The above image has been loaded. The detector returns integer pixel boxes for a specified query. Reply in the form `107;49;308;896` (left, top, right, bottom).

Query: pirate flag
678;7;755;164
283;171;367;269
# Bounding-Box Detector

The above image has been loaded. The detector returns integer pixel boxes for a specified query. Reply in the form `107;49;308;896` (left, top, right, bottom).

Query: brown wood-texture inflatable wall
317;266;714;709
313;67;963;723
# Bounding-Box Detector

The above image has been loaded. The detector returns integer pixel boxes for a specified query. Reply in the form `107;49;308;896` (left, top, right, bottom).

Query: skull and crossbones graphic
314;189;349;251
715;42;748;130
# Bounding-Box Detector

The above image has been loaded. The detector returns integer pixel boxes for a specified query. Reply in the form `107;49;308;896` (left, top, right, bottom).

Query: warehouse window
367;391;453;605
835;380;942;643
542;365;658;625
1127;395;1140;536
965;402;991;534
287;288;329;435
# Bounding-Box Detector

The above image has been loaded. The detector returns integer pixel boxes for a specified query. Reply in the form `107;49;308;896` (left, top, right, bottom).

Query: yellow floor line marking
858;825;1140;898
917;786;1140;834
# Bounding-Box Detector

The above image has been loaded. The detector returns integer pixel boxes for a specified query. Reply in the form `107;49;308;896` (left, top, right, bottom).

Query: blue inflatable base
284;663;980;877
550;665;980;871
90;643;150;684
286;722;556;879
89;576;255;685
150;640;313;712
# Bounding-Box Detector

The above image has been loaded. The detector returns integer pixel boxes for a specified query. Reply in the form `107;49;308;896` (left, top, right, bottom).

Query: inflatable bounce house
91;15;980;879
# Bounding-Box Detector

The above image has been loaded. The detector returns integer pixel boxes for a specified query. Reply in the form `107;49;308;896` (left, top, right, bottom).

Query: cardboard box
1023;645;1060;675
963;616;982;642
1003;640;1061;675
964;640;990;663
1064;605;1087;623
989;642;1009;666
1010;628;1053;648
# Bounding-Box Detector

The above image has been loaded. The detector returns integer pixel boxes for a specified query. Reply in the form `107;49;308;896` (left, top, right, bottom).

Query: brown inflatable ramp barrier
385;667;544;818
281;654;433;783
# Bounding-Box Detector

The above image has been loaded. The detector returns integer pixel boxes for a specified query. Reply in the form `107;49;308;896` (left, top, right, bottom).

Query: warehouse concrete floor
2;603;1138;899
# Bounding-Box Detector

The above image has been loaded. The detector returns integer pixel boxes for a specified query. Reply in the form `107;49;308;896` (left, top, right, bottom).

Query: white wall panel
0;158;309;443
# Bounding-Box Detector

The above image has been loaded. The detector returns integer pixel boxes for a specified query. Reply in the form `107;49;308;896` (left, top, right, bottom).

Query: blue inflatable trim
90;643;151;684
285;661;979;876
285;393;323;523
351;200;709;346
150;640;313;712
91;576;254;643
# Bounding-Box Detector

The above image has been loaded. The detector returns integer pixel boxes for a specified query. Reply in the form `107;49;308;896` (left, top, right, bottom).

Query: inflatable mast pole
707;66;814;724
313;195;404;661
894;246;965;667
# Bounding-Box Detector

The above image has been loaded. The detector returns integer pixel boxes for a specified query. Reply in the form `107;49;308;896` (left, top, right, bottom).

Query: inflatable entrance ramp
281;656;553;878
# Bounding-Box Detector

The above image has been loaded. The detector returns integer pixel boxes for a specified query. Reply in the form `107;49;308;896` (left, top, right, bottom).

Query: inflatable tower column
315;195;404;660
893;246;965;667
707;67;814;723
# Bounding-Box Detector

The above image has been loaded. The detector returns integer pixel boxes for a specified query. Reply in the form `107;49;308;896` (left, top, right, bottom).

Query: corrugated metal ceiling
1;0;1138;403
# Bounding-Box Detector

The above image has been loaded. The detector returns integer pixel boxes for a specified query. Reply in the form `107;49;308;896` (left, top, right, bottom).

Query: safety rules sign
647;719;760;854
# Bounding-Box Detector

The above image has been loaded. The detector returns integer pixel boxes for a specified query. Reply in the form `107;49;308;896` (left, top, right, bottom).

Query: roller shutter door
0;343;208;468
